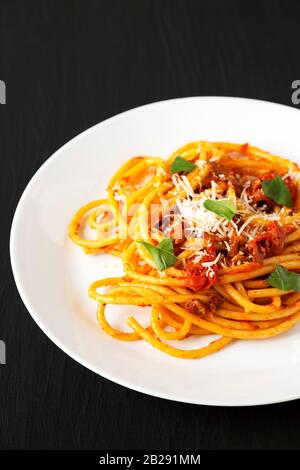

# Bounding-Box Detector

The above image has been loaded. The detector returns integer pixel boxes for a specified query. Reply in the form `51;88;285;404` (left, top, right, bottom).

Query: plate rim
9;95;300;407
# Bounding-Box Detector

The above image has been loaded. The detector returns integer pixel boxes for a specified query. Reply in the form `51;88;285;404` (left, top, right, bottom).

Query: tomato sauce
185;246;218;291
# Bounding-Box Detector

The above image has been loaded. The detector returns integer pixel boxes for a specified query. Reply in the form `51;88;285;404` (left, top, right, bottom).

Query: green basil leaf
267;265;300;291
170;156;197;174
136;237;177;271
262;175;293;208
203;199;236;221
156;237;174;253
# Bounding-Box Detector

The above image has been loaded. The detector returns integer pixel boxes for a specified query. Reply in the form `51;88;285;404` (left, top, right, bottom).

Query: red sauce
247;171;297;209
247;221;286;262
185;246;218;291
240;143;249;154
247;171;276;209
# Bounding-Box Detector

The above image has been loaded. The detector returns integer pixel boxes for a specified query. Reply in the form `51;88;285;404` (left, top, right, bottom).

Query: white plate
10;97;300;406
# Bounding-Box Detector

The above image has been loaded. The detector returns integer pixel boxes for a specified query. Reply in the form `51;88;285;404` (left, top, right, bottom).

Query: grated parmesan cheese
195;159;207;169
172;174;195;199
201;252;222;267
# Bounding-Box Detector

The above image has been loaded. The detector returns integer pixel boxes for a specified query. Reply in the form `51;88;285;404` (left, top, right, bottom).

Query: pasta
69;141;300;359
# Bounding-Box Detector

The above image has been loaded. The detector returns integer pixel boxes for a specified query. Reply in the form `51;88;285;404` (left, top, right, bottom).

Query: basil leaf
156;237;174;253
203;199;236;221
136;237;177;271
262;175;293;208
170;156;197;174
267;265;300;291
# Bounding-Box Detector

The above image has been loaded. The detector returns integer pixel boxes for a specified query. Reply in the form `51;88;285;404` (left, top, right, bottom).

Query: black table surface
2;0;300;450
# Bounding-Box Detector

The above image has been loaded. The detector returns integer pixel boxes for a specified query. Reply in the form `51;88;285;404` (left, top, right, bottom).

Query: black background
1;0;300;450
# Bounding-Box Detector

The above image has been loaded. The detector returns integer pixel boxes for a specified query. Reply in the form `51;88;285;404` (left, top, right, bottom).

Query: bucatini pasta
69;141;300;359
